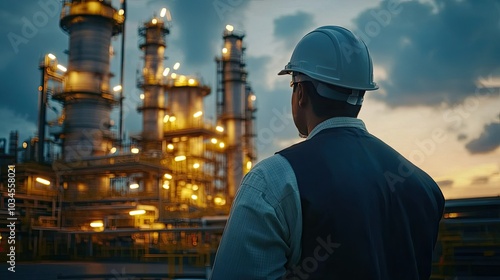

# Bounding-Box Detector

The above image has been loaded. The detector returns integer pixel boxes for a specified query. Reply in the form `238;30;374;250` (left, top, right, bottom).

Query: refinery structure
0;0;256;262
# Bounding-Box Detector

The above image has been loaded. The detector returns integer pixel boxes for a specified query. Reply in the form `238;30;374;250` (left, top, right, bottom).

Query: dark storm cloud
273;11;315;47
0;0;66;124
352;0;500;107
465;122;500;154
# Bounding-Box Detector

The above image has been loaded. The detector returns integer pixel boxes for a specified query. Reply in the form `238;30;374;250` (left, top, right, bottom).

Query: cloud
465;122;500;154
273;11;315;47
436;179;453;188
352;0;500;107
470;176;489;185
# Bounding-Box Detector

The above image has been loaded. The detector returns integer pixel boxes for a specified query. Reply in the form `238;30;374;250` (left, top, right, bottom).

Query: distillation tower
216;26;256;198
137;17;168;152
53;0;124;161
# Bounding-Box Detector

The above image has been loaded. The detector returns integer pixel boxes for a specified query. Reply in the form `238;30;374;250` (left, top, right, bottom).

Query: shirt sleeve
210;155;301;280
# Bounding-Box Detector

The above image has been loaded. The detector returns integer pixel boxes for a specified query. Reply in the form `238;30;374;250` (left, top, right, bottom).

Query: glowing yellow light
47;53;56;60
211;138;217;144
226;24;234;32
129;183;139;189
167;144;174;150
191;194;198;200
129;209;146;216
164;173;173;179
163;182;170;189
163;67;170;76
110;147;117;154
169;116;176;122
216;126;224;132
171;73;177;79
152;18;158;24
36;177;51;186
139;93;145;100
250;94;256;101
160;8;167;17
113;85;122;92
188;78;195;85
193;163;200;169
22;142;28;149
57;64;67;72
118;9;124;15
222;48;228;54
90;221;103;228
174;155;186;161
219;142;225;148
173;62;180;70
131;147;139;154
193;111;203;118
214;197;226;206
446;212;459;218
192;185;199;191
246;161;252;170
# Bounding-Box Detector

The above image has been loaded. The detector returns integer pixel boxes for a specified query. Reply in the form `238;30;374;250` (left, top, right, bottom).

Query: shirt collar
306;117;367;140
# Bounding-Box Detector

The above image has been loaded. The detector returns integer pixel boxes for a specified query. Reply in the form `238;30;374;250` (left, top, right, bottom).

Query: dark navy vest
278;127;444;280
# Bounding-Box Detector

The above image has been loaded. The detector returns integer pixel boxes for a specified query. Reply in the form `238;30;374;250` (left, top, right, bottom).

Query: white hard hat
278;26;378;97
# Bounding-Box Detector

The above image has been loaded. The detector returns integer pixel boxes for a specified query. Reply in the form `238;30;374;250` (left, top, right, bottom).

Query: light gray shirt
210;117;368;279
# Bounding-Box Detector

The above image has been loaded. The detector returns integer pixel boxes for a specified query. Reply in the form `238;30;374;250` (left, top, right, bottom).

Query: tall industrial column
54;0;123;161
137;17;169;152
216;26;248;198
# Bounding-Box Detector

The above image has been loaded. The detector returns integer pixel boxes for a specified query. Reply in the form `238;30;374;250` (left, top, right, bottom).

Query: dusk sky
0;0;499;199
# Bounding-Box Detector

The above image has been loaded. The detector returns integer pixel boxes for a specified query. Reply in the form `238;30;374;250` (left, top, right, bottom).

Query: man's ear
297;83;308;108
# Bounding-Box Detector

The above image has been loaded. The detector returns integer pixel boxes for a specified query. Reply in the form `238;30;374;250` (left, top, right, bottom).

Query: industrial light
57;64;67;72
226;24;234;32
192;184;199;191
188;78;195;85
163;67;170;76
169;116;176;122
129;209;146;216
222;48;228;54
163;115;170;123
160;8;167;17
167;144;174;150
113;85;122;92
219;142;225;148
174;155;186;162
173;62;180;70
129;183;139;189
36;177;51;186
22;142;28;149
47;53;56;60
191;194;198;200
140;93;145;100
193;163;200;169
171;73;177;79
214;196;226;206
162;182;170;189
90;221;104;228
164;173;173;179
246;161;252;170
152;18;158;24
131;147;139;154
193;111;203;118
216;126;224;132
211;138;217;144
250;94;256;101
118;9;124;15
110;147;117;154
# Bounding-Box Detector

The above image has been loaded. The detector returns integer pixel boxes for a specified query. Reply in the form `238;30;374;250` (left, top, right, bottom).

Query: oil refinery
0;0;256;268
0;1;499;279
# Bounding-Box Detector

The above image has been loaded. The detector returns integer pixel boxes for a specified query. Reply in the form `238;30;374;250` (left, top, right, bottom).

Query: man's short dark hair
299;81;364;118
